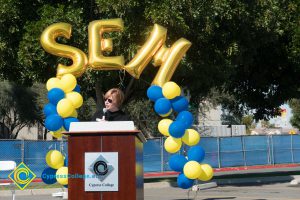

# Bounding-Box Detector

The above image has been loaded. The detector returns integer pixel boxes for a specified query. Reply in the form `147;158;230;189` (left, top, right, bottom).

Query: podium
64;122;146;200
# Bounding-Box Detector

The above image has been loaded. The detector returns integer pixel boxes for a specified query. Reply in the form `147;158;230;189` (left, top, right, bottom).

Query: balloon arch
40;19;213;189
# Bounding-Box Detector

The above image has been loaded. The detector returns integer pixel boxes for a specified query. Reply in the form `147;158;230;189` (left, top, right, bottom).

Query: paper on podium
69;121;135;132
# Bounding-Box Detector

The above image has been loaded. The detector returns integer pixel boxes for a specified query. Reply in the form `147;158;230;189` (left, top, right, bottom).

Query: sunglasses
104;98;113;103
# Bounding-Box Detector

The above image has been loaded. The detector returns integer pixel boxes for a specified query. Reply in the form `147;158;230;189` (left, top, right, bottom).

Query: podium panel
65;131;144;200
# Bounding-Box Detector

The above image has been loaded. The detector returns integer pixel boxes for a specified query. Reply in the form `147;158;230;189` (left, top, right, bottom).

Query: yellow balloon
198;164;214;181
88;19;124;70
66;92;83;108
56;167;68;185
124;24;167;78
152;38;192;86
158;119;173;136
162;82;181;99
183;161;203;179
46;77;62;91
50;131;62;139
136;163;143;176
289;129;296;135
50;127;66;139
40;23;88;77
50;130;62;139
57;98;75;118
159;109;172;117
60;74;77;93
46;150;64;169
164;136;182;153
182;129;200;146
70;109;78;118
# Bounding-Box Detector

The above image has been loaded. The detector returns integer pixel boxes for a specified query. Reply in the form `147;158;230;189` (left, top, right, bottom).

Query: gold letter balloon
124;24;167;78
152;38;191;86
88;18;125;70
40;19;191;86
40;23;88;77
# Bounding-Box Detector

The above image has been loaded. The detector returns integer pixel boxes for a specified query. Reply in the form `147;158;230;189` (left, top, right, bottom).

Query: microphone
102;108;107;120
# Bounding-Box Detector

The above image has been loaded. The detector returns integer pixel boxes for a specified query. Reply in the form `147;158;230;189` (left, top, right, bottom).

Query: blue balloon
73;84;81;93
169;121;186;138
188;146;205;162
64;117;79;131
169;154;187;172
171;96;189;112
43;103;57;117
176;111;194;129
64;158;68;166
154;98;172;115
147;85;163;101
41;167;57;184
177;173;194;189
47;88;65;105
45;114;63;131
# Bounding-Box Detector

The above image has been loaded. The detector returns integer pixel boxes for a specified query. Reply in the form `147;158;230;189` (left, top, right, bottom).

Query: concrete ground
145;182;300;200
2;163;299;200
0;181;299;200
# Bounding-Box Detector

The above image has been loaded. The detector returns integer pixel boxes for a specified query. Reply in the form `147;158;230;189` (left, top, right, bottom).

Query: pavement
0;175;300;200
144;164;300;178
145;182;300;200
1;164;299;199
0;181;299;200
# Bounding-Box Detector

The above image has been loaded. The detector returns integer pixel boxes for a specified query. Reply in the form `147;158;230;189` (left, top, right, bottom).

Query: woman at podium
92;88;130;121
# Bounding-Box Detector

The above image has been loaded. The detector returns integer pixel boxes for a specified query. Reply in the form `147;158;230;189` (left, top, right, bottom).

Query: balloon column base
52;191;68;199
191;182;218;191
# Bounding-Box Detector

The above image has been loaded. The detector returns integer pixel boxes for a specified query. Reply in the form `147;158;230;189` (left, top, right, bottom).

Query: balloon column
42;150;68;187
147;82;214;189
42;74;80;185
43;73;83;139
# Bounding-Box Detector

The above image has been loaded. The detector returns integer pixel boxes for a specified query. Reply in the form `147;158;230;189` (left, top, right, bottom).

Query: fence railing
0;135;299;179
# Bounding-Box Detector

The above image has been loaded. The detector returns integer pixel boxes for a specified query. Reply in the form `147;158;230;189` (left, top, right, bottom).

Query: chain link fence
0;140;67;179
143;135;300;172
0;135;299;179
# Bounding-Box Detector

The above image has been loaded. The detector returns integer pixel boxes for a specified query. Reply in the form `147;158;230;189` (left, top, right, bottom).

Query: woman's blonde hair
104;88;125;107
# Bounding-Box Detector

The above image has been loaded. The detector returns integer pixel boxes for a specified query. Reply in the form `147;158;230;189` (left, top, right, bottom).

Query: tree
241;115;256;134
221;108;242;125
0;81;42;139
125;99;162;138
288;99;300;129
260;120;275;128
0;122;9;139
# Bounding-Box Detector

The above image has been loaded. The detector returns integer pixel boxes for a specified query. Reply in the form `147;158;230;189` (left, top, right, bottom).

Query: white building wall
203;105;222;126
17;126;52;140
197;102;246;137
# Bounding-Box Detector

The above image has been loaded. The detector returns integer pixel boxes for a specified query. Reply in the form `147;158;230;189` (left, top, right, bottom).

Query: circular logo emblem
93;161;108;176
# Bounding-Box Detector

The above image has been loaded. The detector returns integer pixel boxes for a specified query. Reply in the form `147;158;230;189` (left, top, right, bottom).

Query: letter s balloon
40;23;88;77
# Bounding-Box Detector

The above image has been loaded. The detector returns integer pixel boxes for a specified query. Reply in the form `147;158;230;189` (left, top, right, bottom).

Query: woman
92;88;130;121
